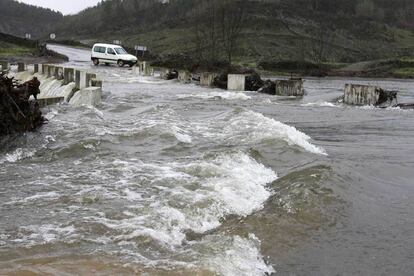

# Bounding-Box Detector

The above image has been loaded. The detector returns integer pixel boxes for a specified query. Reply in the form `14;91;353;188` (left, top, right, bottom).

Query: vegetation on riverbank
0;32;68;63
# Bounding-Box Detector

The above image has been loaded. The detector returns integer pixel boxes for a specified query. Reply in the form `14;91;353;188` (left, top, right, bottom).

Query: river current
0;45;413;275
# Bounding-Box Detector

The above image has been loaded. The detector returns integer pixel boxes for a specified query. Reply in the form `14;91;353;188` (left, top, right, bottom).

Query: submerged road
0;45;414;275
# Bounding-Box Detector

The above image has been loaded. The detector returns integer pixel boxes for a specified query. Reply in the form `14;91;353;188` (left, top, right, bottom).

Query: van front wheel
117;60;125;67
93;58;99;66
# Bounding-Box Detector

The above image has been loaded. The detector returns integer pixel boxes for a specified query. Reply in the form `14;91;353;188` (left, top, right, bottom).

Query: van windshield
115;48;127;55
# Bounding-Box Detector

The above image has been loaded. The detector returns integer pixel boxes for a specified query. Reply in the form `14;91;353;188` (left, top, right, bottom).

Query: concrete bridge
1;61;102;107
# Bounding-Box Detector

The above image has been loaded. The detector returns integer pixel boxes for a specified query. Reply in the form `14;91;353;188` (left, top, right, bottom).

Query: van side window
93;46;100;52
107;48;116;55
100;47;106;53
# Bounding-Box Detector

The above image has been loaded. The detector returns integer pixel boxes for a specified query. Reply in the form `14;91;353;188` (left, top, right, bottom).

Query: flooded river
0;45;413;275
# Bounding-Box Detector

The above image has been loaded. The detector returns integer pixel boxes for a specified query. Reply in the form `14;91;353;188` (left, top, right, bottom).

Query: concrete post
38;64;43;74
86;73;97;87
17;63;26;72
54;66;64;80
75;70;81;90
200;72;218;87
91;79;103;88
227;74;246;91
275;79;304;96
0;61;8;71
343;84;396;106
75;70;90;90
47;65;55;78
132;65;140;75
42;64;48;76
34;64;39;74
63;67;75;85
178;70;191;83
70;87;102;107
35;96;65;108
143;62;152;76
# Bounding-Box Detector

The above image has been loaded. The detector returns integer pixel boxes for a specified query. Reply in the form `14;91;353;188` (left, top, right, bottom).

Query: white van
91;43;138;67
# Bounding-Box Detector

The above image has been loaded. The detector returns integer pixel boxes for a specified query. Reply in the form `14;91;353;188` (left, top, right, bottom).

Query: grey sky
18;0;101;15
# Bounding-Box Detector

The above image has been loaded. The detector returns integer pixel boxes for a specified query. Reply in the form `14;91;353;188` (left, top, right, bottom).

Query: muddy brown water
0;45;413;275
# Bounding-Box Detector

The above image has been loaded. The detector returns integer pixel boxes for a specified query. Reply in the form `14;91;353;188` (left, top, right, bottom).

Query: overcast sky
18;0;101;15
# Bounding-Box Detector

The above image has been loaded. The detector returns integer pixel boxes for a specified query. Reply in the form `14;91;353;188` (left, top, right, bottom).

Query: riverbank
0;33;68;65
256;59;414;79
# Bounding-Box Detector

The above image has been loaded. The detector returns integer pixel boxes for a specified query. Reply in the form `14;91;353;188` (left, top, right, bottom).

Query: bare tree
192;0;220;61
310;18;333;64
218;0;247;64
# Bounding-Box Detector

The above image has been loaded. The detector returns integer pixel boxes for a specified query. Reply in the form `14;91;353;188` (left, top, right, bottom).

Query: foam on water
178;91;251;101
12;224;76;245
79;151;276;252
5;191;60;205
223;110;327;155
0;148;36;164
59;152;277;274
302;101;338;107
204;234;275;276
43;82;76;101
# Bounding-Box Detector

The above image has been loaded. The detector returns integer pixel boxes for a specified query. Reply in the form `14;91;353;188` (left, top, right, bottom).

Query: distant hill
52;0;414;64
1;0;414;66
0;0;62;39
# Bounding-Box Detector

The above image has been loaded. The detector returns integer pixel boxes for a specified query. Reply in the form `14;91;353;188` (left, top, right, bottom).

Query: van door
99;46;107;60
94;46;106;60
106;47;118;63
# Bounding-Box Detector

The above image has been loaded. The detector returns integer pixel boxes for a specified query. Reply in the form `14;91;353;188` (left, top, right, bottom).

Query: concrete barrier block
70;87;102;107
275;79;304;96
17;63;26;72
54;66;64;80
36;96;65;108
200;72;218;87
142;62;152;76
227;74;246;91
178;70;191;83
38;64;44;74
132;65;140;75
42;64;48;75
86;73;97;87
75;70;88;90
344;84;397;106
47;65;55;78
91;79;103;88
63;68;75;84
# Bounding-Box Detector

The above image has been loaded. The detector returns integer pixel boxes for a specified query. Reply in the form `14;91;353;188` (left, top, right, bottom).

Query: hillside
1;0;414;76
0;0;62;39
52;0;414;66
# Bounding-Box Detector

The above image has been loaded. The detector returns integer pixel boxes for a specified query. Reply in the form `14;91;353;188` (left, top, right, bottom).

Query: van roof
93;43;123;48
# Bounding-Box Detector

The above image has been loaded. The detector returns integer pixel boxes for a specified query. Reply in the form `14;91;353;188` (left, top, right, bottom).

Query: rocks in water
213;74;228;89
394;103;414;109
344;84;397;107
0;72;44;135
164;70;178;80
245;72;264;91
258;80;276;95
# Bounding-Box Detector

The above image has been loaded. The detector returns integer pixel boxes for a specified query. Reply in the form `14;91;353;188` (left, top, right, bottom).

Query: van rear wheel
117;60;125;67
93;58;99;66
